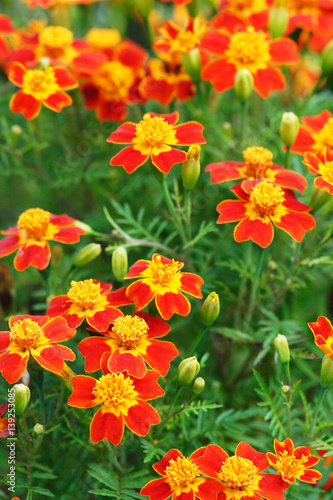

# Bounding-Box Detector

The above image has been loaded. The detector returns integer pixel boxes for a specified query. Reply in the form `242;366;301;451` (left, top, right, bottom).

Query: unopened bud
73;220;93;235
321;354;333;388
182;47;201;82
135;0;153;17
178;357;200;386
274;334;290;363
201;292;220;326
11;125;23;139
33;423;45;435
112;246;128;281
269;6;288;38
280;112;299;147
193;377;205;395
235;69;254;102
182;145;201;190
12;384;30;415
322;39;333;74
281;385;290;394
74;243;102;266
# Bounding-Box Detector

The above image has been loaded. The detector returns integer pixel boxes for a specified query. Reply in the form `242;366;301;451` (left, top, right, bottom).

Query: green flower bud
281;385;290;394
11;125;23;139
235;69;254;102
33;423;45;436
73;220;94;235
178;357;200;387
269;6;288;39
274;334;290;363
74;243;102;267
182;144;201;190
322;39;333;74
280;112;299;147
135;0;153;17
12;384;30;415
193;377;205;395
112;246;128;281
201;292;220;326
320;354;333;388
182;48;201;82
310;185;332;213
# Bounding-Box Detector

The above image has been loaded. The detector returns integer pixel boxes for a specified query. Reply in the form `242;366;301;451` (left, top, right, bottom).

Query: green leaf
214;326;254;342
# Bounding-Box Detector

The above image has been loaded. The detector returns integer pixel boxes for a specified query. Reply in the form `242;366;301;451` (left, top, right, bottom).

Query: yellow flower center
92;373;138;415
222;0;267;17
133;114;176;150
112;315;149;348
10;318;43;350
22;67;59;100
146;255;181;285
165;457;200;491
319;160;333;184
17;208;51;240
92;61;135;100
289;0;319;15
249;182;285;216
218;456;258;488
37;26;76;63
67;280;101;309
243;146;273;178
273;451;309;479
225;26;270;73
172;31;201;52
313;118;333;152
85;28;121;49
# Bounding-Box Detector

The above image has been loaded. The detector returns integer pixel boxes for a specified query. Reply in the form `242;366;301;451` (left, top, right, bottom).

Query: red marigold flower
0;402;17;438
201;25;299;98
291;110;333;156
160;0;192;4
217;0;269;21
303;149;333;194
0;15;14;66
8;61;78;120
140;448;223;500
23;0;101;7
0;315;76;384
67;369;164;444
124;254;204;320
78;311;179;379
33;25;79;65
216;180;316;248
308;316;333;359
47;279;131;331
107;112;206;174
206;146;307;194
267;438;322;484
193;442;289;500
0;208;85;271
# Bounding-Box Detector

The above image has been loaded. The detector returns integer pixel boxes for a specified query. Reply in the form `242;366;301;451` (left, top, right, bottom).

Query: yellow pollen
17;208;51;240
10;318;43;350
243;146;273;178
319;160;333;184
249;182;285;216
147;255;181;285
92;61;134;100
313;118;333;152
134;114;175;148
273;451;309;479
225;26;270;73
67;280;101;309
92;373;137;410
222;0;267;17
22;67;59;100
173;31;200;52
165;457;200;490
85;28;121;49
289;0;318;14
112;315;149;348
219;456;258;488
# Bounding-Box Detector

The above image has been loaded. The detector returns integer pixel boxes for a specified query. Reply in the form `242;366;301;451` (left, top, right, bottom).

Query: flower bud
310;186;331;213
112;246;128;281
11;125;23;139
33;423;45;436
182;145;201;190
321;354;333;388
322;39;333;74
182;47;201;82
281;385;290;394
12;384;30;415
193;377;205;395
178;357;200;387
235;69;254;102
135;0;153;17
74;243;102;267
73;220;93;235
201;292;220;326
274;334;290;363
269;5;288;38
280;112;299;147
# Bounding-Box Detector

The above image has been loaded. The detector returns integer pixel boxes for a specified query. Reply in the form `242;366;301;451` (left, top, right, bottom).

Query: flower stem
161;176;187;245
283;362;292;438
240;101;247;146
187;326;209;357
184;189;192;240
285;146;290;169
243;247;265;328
156;385;182;438
310;386;327;437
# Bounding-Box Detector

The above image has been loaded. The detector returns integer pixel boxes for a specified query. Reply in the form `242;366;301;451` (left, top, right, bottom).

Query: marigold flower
0;402;17;438
34;25;78;65
206;146;307;194
216;180;316;248
0;315;76;384
217;0;269;21
0;15;14;66
140;448;223;500
0;208;85;271
107;112;206;174
8;62;78;120
267;438;322;484
290;110;333;155
124;254;204;320
47;279;131;331
23;0;101;7
68;369;164;444
308;316;333;359
193;442;289;500
303;150;333;195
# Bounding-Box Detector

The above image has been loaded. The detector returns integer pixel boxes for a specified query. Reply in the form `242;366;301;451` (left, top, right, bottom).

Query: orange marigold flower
23;0;101;7
67;369;164;444
267;438;322;484
201;25;299;98
290;110;333;155
308;316;333;359
0;208;85;271
206;146;308;194
124;254;204;320
286;0;333;35
34;25;78;65
47;279;131;331
0;15;14;66
0;402;17;438
216;180;316;248
194;442;289;500
217;0;270;21
303;149;333;195
160;0;192;4
0;315;76;384
107;112;206;174
78;311;179;379
8;62;78;120
140;448;223;500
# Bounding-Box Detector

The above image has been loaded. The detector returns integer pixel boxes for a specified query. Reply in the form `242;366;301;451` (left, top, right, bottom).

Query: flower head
308;316;333;359
303;149;333;194
0;208;85;271
35;26;77;65
290;110;333;155
0;315;76;384
23;0;101;7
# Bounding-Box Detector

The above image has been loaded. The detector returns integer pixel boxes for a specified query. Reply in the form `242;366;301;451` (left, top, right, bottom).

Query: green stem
184;189;192;239
283;362;292;438
243;247;265;328
234;242;252;328
310;386;327;437
156;385;182;438
187;326;208;357
285;146;290;169
240;101;247;146
161;176;187;245
35;376;45;425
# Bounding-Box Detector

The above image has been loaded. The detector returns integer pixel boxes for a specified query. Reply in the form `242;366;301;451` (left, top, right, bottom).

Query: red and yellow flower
206;146;307;194
0;315;76;384
23;0;101;7
124;254;204;320
216;180;316;248
303;149;333;195
0;15;14;66
0;208;85;271
67;369;164;444
140;448;223;500
308;316;333;359
267;438;322;484
194;442;288;500
217;0;269;21
107;112;206;174
8;62;78;120
47;279;131;331
290;110;333;155
78;311;178;379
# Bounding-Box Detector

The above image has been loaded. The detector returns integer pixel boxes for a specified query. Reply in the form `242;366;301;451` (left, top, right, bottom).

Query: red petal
151;148;186;174
108;349;147;379
253;66;285;99
7;62;26;87
124;400;160;436
155;290;191;320
67;375;98;408
126;280;156;310
87;308;123;332
302;110;332;132
50;214;76;226
32;344;75;373
0;351;29;383
193;444;229;478
269;38;299;65
202;59;236;93
174;122;206;145
14;243;51;271
153;449;184;475
144;340;179;376
51;226;85;243
78;336;111;372
290;128;315;154
53;66;78;90
273;169;308;194
236;442;269;471
107;122;137;143
43;91;72;112
47;295;71;318
8;314;49;328
201;32;230;54
308;316;333;341
303;152;321;173
0;332;10;352
97;99;127;122
205;161;243;184
135;311;171;338
314;177;333;194
197;479;224;500
299;470;322;483
274;438;294;456
42;316;76;342
10;90;41;120
259;473;289;500
125;259;149;278
108;286;133;306
179;272;204;298
140;478;172;500
117;40;147;69
231;182;250;201
0;234;20;257
274;212;316;242
90;407;124;444
283;189;312;212
80;83;99;110
132;369;164;400
110;145;149;173
234;218;274;248
147;111;179;125
216;200;247;223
